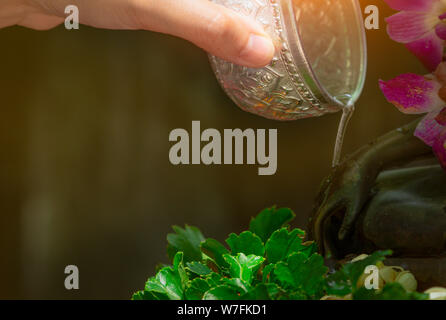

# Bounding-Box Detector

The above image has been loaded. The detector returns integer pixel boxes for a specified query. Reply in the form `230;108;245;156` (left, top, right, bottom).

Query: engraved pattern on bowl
209;0;367;121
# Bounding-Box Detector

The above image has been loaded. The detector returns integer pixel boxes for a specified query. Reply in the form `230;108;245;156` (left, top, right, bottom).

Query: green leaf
241;283;286;300
133;205;430;301
288;291;307;300
222;278;249;294
200;238;230;269
145;268;183;300
343;250;392;287
353;283;428;300
263;283;287;300
325;270;351;297
226;231;265;256
223;253;265;284
265;228;305;263
245;283;287;300
185;278;211;300
131;290;160;300
299;241;318;258
249;207;295;242
290;253;327;296
206;272;224;287
325;251;393;297
242;284;273;300
173;252;189;289
274;263;295;288
274;252;327;297
167;225;205;262
144;252;188;300
262;263;276;283
186;261;212;276
203;285;242;300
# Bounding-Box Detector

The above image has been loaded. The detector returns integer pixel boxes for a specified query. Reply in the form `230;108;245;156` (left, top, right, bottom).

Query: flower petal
386;11;437;43
435;22;446;40
405;31;444;71
434;62;446;83
415;110;446;146
435;107;446;125
383;0;436;11
379;73;443;114
432;128;446;169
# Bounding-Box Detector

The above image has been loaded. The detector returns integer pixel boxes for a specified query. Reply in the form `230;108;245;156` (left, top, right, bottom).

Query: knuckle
206;11;243;50
207;12;232;38
126;0;146;29
124;0;156;30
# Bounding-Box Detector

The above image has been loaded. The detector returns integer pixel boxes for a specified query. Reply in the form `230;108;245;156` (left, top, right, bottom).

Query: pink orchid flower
384;0;446;71
379;62;446;169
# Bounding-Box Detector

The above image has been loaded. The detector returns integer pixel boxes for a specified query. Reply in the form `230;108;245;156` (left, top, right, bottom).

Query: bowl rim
278;0;367;109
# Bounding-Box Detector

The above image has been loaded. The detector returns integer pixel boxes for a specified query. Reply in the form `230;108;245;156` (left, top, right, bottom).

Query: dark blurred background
0;1;426;299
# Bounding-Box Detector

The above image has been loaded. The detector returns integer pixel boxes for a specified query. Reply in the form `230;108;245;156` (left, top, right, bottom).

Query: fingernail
238;34;275;68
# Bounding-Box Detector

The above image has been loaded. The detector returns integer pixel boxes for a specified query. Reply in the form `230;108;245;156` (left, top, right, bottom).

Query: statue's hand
310;120;430;256
311;156;375;252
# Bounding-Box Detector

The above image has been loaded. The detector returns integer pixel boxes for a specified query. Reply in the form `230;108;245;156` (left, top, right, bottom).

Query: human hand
2;0;275;68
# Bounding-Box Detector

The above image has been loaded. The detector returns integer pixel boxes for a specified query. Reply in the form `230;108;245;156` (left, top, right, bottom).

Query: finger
312;194;343;247
133;0;275;68
30;0;275;67
338;197;362;241
18;13;63;30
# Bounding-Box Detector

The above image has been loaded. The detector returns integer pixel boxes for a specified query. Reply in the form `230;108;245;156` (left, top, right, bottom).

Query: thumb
137;0;275;68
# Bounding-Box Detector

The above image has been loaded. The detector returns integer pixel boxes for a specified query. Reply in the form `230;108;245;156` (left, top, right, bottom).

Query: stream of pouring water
332;103;355;168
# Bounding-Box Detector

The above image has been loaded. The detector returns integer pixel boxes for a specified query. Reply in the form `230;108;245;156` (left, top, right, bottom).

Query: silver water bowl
209;0;367;121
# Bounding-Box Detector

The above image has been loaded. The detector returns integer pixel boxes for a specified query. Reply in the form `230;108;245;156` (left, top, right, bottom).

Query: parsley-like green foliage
133;206;427;300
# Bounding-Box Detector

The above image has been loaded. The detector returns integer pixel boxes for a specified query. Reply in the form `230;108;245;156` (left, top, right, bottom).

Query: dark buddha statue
310;119;446;289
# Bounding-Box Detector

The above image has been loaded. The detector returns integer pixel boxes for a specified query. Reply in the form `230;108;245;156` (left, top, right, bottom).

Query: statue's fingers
338;197;362;240
312;194;344;246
